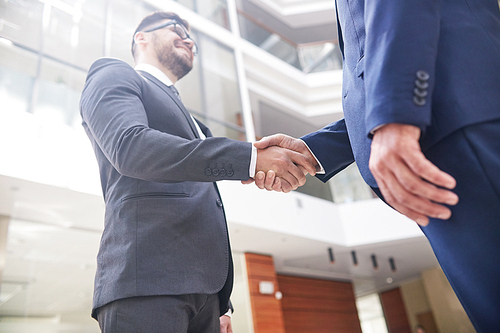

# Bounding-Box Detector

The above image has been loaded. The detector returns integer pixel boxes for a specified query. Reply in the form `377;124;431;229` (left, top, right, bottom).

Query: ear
134;31;148;46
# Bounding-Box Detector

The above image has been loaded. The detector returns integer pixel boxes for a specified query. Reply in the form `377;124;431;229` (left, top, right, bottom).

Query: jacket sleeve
364;0;443;137
80;59;252;183
301;119;355;183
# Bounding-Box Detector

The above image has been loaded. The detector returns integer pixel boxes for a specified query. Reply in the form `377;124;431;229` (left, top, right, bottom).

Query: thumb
254;134;285;149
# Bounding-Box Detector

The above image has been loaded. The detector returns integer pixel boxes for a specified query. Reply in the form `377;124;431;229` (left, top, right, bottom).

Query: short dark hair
131;11;190;59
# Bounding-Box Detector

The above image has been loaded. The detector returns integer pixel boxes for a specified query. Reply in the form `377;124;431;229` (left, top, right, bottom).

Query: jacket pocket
121;192;190;202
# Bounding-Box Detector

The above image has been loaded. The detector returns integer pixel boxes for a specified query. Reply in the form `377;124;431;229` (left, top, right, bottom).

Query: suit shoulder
87;57;139;81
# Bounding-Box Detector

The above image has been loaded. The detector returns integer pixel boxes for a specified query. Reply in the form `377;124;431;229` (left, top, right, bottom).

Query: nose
183;37;194;49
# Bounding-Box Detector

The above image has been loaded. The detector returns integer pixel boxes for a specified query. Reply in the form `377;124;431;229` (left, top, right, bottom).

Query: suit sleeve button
216;199;223;207
227;169;234;177
204;167;212;176
212;168;219;176
415;79;429;90
414;87;428;98
413;96;426;106
416;70;430;81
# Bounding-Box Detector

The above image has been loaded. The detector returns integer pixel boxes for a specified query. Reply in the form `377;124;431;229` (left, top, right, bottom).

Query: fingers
404;149;457;191
253;171;266;190
241;178;255;185
256;146;306;190
289;150;317;176
254;134;287;149
373;164;455;225
370;123;459;225
264;170;276;190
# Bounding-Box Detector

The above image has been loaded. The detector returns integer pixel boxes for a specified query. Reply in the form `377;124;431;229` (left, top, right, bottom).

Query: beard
154;36;193;80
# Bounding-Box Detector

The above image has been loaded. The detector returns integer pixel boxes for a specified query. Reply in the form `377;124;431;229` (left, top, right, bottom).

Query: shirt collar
134;63;174;87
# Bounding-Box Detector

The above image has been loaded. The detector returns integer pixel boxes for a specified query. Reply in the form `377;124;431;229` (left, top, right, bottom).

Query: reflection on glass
0;45;38;114
175;0;230;30
238;13;300;69
299;43;343;73
34;58;86;128
238;13;342;73
199;33;243;128
331;163;375;203
0;0;44;51
106;0;153;65
42;0;106;69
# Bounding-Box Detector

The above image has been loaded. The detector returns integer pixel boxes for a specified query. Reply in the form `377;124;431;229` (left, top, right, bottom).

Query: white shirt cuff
249;145;257;178
299;139;325;174
224;309;232;318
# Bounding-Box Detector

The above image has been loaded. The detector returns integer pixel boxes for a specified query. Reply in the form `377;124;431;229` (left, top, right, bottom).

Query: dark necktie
169;85;181;101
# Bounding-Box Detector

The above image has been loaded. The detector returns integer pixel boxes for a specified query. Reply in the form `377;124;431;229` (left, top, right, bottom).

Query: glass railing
238;12;342;73
174;0;230;30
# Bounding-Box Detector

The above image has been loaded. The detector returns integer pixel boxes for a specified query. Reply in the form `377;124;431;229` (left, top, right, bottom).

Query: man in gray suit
80;11;317;333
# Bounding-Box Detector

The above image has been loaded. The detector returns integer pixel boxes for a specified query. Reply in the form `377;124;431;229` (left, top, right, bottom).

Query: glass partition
331;164;376;203
34;58;86;128
177;31;246;140
42;0;106;70
238;13;301;69
0;44;38;114
175;0;230;30
106;0;154;64
238;12;342;73
0;0;44;52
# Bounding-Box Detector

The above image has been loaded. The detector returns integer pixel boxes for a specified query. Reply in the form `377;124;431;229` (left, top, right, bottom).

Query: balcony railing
237;11;342;73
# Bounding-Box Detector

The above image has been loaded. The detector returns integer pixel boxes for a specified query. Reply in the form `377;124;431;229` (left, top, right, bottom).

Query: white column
226;0;257;142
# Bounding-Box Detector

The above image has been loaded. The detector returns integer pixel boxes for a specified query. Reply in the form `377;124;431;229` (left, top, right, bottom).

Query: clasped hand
242;134;318;193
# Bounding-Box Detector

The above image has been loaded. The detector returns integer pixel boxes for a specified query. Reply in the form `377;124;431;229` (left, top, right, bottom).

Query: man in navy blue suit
250;0;500;331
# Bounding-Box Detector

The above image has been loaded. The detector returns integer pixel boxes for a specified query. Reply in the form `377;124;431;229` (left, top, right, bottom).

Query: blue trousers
423;120;500;332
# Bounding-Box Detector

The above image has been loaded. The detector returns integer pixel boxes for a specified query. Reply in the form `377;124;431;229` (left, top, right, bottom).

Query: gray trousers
96;294;220;333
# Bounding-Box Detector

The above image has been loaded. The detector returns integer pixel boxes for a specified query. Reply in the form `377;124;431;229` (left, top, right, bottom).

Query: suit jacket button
212;168;219;176
416;70;430;81
216;199;223;207
204;167;212;176
414;87;428;98
413;96;426;106
415;79;429;90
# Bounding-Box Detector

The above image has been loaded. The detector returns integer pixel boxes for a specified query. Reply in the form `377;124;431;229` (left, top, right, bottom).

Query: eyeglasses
143;20;198;56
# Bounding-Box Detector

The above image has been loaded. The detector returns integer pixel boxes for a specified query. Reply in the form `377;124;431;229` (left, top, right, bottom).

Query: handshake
243;134;321;193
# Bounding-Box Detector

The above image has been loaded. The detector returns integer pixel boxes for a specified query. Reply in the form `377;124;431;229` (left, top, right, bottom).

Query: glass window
0;44;38;114
175;0;230;30
42;0;106;69
106;0;153;65
331;164;376;203
0;0;44;51
199;33;242;127
34;58;86;128
177;31;245;140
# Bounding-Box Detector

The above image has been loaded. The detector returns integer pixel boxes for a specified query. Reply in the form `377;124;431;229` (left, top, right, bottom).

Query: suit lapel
137;70;200;139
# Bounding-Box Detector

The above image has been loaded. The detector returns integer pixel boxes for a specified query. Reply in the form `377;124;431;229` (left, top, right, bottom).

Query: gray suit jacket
80;58;252;317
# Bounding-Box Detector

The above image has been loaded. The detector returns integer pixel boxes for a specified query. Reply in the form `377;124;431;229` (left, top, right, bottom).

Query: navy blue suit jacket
302;1;500;330
303;0;500;188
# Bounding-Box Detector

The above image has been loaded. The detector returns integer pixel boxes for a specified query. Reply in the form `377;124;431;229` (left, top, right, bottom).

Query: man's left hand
369;123;459;226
